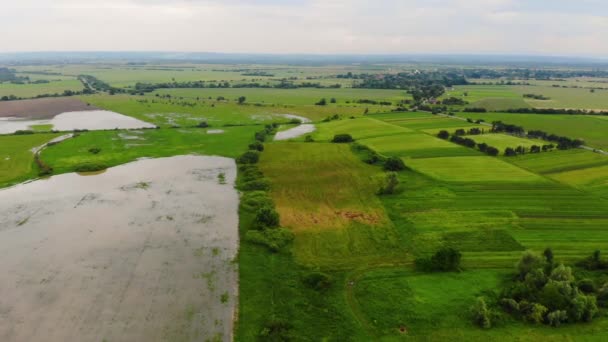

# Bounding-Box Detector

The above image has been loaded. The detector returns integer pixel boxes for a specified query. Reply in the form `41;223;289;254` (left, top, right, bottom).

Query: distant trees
238;96;247;104
437;130;450;139
383;157;406;171
315;98;327;106
377;172;399;195
415;247;462;272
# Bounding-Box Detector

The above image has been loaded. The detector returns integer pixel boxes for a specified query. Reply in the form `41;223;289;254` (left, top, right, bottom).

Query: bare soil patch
0;97;98;119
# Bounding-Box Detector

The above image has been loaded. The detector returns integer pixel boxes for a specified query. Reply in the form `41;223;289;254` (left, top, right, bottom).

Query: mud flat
0;110;156;134
274;114;315;141
0;155;239;342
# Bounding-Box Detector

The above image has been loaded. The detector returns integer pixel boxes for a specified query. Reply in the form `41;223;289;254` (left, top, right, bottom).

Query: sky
2;0;607;57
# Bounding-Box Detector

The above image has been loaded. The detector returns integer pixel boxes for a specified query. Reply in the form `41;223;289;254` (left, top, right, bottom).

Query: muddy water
0;156;238;342
0;110;156;134
274;114;316;141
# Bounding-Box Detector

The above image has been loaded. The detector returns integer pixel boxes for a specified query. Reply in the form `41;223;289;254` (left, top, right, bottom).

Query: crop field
359;133;479;158
313;117;412;141
547;164;608;197
509;149;608;174
406;156;548;183
0;133;60;187
0;79;84;98
459;112;608;150
466;133;542;150
258;143;402;268
511;85;608;110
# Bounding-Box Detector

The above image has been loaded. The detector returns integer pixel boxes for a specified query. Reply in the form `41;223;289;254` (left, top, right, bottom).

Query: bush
471;297;492;328
416;247;461;272
547;310;568;327
383;157;406;171
437;130;450;139
241;179;271;191
196;121;209;128
237;151;260;164
332;134;354;143
254;206;280;229
377;172;399;195
578;279;596;294
302;272;332;291
248;141;264;152
241;191;274;211
304;135;314;142
88;147;101;154
74;163;107;172
259;319;293;340
246;228;294;252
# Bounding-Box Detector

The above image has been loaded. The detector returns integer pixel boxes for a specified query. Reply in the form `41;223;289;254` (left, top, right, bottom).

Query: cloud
0;0;606;56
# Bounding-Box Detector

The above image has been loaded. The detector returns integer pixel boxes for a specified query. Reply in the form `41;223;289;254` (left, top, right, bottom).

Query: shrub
332;134;354;143
416;247;461;272
302;272;332;291
88;147;101;154
237;151;260;164
74;163;107;172
246;228;294;252
547;310;568;327
248;141;264;152
254;206;280;229
196;121;209;128
578;279;596;294
241;177;270;191
259;319;293;340
377;172;399;195
304;135;314;142
383;157;406;171
471;297;492;328
241;191;274;212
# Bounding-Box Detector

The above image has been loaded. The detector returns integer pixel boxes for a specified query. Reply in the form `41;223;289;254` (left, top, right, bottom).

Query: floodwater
274;114;316;141
0;110;156;134
0;156;239;342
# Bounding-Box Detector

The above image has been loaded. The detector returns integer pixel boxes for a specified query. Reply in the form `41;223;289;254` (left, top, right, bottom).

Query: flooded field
0;110;156;134
0;156;239;342
274;114;315;141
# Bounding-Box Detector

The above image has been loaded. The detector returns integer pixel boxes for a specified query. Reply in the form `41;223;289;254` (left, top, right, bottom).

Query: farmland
0;61;608;341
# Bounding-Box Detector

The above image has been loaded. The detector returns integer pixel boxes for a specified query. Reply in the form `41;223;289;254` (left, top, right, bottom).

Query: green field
512;85;608;110
0;133;60;187
359;133;479;158
466;133;542;151
459;112;608;150
0;79;84;98
313;117;412;141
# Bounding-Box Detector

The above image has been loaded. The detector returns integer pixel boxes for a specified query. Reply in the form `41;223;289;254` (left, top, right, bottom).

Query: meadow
0;133;60;187
0;79;84;98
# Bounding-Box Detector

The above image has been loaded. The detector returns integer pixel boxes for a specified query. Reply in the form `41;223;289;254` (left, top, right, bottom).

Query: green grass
406;156;547;183
258;142;403;268
548;164;608;198
470;97;532;111
0;133;60;187
0;80;84;98
359;133;479;158
40;127;256;175
512;85;608;110
458;112;608;150
508;149;608;174
313;117;412;141
467;133;542;151
28;124;54;132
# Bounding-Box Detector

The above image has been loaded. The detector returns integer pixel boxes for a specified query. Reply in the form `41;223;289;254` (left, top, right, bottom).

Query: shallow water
274;114;316;141
0;156;239;341
0;110;156;134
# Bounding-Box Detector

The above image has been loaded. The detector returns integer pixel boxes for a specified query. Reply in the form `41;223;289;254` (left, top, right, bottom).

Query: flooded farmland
0;110;156;134
0;156;239;342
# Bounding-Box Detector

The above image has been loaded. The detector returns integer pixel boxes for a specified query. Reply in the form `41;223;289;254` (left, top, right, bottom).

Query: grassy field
40;127;256;175
459;112;608;150
512;85;608;110
0;80;84;98
0;133;60;187
258;142;403;268
406;156;547;183
359;133;479;158
313;117;412;141
467;133;543;151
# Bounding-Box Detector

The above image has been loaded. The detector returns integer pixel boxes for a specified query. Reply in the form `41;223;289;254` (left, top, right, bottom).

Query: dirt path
0;156;239;342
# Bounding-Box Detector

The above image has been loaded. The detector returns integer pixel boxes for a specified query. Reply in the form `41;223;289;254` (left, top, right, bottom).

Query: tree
248;141;264;152
486;146;499;156
238;96;246;104
237;151;260;164
332;134;354;143
517;251;543;278
383;157;406;171
378;172;399;195
543;247;554;264
315;98;327;106
504;147;517;157
330;98;337;103
437;130;450;139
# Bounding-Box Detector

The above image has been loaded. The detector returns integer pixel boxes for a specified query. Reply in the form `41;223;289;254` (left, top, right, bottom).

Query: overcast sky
2;0;607;57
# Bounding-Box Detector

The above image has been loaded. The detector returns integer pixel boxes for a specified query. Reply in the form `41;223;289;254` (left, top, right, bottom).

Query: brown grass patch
0;97;97;119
